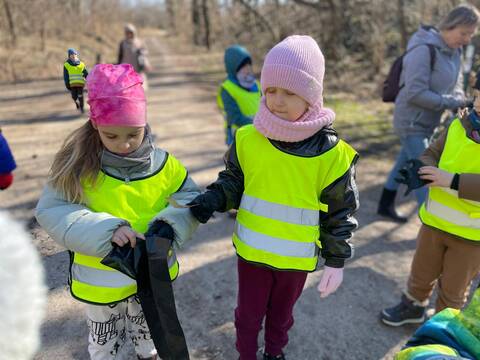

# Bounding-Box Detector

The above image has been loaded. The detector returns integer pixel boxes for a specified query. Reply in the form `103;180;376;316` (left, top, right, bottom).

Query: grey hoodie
393;26;465;136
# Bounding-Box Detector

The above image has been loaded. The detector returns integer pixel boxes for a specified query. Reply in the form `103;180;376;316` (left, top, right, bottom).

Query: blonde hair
49;121;103;203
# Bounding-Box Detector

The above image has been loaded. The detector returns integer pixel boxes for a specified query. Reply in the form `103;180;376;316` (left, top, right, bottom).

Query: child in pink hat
35;64;200;360
188;35;360;359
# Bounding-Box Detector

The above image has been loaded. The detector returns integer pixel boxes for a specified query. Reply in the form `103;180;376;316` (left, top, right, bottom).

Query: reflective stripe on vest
419;118;480;240
240;193;321;226
216;79;261;132
64;61;86;85
234;125;358;271
71;153;186;304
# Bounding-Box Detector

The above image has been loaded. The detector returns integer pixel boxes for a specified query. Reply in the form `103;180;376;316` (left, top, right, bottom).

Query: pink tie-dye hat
87;64;146;127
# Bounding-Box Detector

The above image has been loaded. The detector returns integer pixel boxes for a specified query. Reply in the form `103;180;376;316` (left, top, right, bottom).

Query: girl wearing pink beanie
35;64;200;360
188;35;360;359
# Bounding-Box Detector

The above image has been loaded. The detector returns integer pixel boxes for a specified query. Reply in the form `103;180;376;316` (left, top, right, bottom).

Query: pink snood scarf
253;98;335;142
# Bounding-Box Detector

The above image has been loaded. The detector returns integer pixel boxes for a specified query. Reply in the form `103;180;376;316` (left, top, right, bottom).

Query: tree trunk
40;25;46;51
201;0;211;50
166;0;177;34
3;0;17;47
398;0;407;51
191;0;201;45
325;0;340;61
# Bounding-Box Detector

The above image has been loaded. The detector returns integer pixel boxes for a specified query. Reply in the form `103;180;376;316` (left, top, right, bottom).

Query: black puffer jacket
207;126;359;268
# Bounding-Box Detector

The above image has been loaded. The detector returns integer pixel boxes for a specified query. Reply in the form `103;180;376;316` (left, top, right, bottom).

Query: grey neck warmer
101;126;154;176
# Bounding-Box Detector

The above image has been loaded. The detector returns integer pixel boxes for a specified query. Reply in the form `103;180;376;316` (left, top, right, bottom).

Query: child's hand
112;226;145;247
187;192;225;223
418;166;454;188
317;266;343;298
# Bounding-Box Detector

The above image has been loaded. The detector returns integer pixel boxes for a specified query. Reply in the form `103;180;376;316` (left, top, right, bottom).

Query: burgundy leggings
235;258;307;359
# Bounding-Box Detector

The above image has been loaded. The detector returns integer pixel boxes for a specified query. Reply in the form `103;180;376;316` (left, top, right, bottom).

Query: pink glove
317;266;343;298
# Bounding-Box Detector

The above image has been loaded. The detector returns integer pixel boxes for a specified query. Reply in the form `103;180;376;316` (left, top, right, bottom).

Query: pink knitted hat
261;35;325;106
87;64;146;127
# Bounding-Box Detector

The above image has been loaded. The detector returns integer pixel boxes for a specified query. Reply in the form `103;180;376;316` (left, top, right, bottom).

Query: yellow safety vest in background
233;125;358;271
419;118;480;241
70;154;186;305
217;79;261;132
64;61;86;86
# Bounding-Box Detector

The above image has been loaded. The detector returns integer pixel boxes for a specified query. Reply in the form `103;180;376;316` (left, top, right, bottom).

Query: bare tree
166;0;177;34
398;0;408;51
192;0;201;45
234;0;278;43
201;0;211;49
2;0;16;47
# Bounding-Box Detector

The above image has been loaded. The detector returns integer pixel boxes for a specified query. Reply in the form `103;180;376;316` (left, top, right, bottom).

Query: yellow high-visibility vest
233;125;358;271
64;61;86;86
419;118;480;241
216;79;261;132
70;153;186;305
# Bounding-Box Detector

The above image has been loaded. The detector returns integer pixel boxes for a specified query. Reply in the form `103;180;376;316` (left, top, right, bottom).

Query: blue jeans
385;134;429;206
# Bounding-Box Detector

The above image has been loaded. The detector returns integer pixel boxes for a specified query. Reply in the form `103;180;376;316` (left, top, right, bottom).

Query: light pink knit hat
261;35;325;106
87;64;146;127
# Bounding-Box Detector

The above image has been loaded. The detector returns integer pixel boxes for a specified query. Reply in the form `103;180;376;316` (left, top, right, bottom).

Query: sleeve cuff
450;173;460;190
324;258;344;268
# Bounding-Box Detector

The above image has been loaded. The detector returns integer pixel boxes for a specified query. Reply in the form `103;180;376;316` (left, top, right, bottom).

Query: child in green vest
217;45;261;145
36;64;199;360
63;48;88;113
381;71;480;327
189;36;359;360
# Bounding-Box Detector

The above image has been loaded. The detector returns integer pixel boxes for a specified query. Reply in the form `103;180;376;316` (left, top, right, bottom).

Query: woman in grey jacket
378;4;479;223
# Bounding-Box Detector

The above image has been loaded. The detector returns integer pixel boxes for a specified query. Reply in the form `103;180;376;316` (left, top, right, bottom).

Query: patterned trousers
86;295;156;360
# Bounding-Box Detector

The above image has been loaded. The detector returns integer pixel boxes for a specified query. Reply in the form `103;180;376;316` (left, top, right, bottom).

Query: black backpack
382;44;436;102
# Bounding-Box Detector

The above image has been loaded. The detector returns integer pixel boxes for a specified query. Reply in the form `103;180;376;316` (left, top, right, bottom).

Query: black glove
466;98;474;109
101;242;137;279
135;222;174;294
188;191;226;224
395;159;429;196
145;220;174;240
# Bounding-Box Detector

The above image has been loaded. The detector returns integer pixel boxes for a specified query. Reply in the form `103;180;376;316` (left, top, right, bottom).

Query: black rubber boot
137;355;157;360
78;94;84;113
377;188;408;223
381;294;426;326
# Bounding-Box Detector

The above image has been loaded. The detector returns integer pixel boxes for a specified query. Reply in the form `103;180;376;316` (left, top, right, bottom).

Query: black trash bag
100;243;137;280
395;159;430;196
137;235;189;360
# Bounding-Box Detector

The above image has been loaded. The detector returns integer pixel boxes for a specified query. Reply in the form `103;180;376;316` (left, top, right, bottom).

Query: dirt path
1;32;436;359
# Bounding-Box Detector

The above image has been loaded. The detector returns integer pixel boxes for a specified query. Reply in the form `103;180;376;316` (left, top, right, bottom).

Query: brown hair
438;4;480;31
49;121;103;203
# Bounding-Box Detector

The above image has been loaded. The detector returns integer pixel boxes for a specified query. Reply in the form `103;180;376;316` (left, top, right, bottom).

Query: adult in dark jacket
378;4;479;222
118;23;149;90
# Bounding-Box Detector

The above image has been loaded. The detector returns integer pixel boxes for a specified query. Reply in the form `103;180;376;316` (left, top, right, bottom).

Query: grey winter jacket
35;148;200;258
393;26;465;136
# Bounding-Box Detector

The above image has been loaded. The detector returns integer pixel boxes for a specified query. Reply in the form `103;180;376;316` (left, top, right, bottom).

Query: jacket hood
224;45;252;80
407;25;458;55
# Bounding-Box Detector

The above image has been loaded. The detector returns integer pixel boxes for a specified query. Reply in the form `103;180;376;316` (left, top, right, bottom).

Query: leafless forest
1;0;478;91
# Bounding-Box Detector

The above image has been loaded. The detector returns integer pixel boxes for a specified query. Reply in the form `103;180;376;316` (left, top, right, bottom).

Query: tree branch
233;0;277;42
